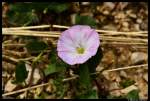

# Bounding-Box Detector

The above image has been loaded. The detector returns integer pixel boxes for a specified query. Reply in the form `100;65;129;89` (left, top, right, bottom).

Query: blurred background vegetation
3;2;148;31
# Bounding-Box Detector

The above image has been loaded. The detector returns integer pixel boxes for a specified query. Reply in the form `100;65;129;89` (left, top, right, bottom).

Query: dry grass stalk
100;42;147;45
3;28;148;37
2;55;35;62
2;29;148;43
2;82;50;97
105;64;148;72
2;43;25;47
3;24;148;36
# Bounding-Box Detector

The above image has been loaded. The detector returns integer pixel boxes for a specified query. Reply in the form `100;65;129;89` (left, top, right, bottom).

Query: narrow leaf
44;64;57;76
44;63;66;76
13;61;28;83
78;63;91;88
126;90;139;100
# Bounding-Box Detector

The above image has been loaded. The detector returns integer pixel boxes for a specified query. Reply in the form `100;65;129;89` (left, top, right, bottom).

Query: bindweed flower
57;25;100;65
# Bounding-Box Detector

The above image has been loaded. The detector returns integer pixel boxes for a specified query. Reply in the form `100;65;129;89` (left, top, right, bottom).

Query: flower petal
67;25;93;47
57;30;77;52
84;30;100;55
59;31;75;47
58;51;78;65
75;51;94;64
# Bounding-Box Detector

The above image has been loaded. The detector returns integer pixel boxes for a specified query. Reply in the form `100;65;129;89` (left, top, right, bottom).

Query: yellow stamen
76;47;85;54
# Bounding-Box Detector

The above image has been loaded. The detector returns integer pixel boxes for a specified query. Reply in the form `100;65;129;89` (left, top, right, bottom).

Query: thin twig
3;29;60;35
62;75;79;82
105;64;148;72
3;49;26;57
2;54;19;63
101;36;147;42
99;33;147;37
2;43;25;47
2;82;50;97
2;55;35;62
2;76;79;97
101;42;148;45
130;46;148;49
18;57;35;61
2;29;60;37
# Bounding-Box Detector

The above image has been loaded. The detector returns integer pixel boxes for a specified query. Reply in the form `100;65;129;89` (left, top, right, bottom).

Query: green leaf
25;40;48;53
48;49;58;63
44;64;57;76
78;63;91;88
120;79;135;88
44;48;68;76
75;14;97;28
126;90;139;100
77;90;98;99
44;63;66;76
13;61;28;83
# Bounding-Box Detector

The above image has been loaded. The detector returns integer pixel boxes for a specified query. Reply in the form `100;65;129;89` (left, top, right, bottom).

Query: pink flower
57;25;100;65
